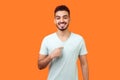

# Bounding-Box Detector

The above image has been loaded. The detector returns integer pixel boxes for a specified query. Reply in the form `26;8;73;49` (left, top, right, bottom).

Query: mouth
59;23;66;27
56;22;68;31
58;22;67;27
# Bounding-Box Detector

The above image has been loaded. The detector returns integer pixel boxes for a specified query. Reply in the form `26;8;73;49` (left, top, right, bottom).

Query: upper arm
40;37;48;55
38;37;48;62
79;55;88;65
79;38;88;56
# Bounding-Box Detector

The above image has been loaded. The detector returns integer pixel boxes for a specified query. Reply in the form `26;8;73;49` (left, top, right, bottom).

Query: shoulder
42;33;56;41
71;32;84;41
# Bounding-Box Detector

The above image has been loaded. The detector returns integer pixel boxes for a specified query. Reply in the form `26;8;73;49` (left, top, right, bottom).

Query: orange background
0;0;120;80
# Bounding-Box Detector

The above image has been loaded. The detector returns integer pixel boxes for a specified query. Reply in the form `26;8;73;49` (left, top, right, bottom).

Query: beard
56;22;69;31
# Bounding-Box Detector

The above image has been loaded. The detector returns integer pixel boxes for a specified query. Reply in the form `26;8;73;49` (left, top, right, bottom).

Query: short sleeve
39;37;48;55
79;38;88;56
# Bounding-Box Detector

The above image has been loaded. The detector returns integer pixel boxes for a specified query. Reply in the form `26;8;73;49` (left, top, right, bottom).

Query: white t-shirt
39;32;88;80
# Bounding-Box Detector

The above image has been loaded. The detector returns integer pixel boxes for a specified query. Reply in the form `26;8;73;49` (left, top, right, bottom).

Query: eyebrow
55;15;68;17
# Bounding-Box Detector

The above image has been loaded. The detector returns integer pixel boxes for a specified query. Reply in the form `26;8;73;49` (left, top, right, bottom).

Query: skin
79;55;89;80
38;10;89;80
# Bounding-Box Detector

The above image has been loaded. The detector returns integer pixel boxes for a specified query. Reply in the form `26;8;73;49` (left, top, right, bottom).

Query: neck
56;29;71;38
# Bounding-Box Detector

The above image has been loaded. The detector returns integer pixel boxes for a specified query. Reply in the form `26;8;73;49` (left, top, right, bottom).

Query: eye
63;16;68;19
56;16;60;20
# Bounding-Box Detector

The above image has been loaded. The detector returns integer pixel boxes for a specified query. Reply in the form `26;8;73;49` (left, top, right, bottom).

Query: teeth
60;24;65;26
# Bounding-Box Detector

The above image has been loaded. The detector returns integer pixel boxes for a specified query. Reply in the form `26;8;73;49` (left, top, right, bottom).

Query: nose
60;18;64;22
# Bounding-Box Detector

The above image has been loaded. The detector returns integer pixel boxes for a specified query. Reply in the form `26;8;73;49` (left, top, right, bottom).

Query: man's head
54;5;70;31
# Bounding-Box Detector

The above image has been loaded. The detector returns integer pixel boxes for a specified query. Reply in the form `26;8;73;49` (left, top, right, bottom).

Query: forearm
81;64;89;80
38;55;52;70
38;47;62;70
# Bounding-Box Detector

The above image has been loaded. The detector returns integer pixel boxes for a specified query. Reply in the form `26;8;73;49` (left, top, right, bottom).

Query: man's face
54;11;70;31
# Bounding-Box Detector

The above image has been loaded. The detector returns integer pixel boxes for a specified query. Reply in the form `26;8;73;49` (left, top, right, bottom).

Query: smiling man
38;5;89;80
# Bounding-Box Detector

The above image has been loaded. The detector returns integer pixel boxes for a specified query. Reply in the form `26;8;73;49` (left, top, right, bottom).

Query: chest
47;39;81;57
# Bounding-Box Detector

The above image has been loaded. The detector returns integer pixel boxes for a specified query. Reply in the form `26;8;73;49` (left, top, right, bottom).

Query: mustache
58;22;66;25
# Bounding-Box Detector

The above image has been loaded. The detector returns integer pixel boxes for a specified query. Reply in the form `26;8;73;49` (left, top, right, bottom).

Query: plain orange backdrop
0;0;120;80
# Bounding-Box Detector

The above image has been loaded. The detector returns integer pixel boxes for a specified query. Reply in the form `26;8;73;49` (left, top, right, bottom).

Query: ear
69;17;70;22
69;18;70;22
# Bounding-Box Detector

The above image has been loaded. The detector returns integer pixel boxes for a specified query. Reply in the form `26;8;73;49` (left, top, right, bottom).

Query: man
38;5;89;80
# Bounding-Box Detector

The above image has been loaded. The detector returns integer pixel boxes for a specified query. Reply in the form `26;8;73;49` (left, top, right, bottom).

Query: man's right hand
50;47;63;59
